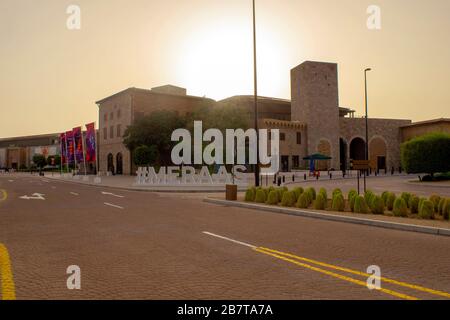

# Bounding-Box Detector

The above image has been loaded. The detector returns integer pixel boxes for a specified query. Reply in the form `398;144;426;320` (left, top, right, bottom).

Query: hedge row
244;186;450;221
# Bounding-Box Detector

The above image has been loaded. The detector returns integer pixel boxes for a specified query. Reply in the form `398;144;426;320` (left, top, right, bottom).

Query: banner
73;127;84;163
85;122;96;163
66;130;75;164
60;133;67;165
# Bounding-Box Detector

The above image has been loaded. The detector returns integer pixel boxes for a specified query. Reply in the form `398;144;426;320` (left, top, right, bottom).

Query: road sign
352;160;371;170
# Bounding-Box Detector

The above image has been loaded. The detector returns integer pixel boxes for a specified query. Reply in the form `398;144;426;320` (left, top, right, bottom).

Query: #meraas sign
135;121;280;186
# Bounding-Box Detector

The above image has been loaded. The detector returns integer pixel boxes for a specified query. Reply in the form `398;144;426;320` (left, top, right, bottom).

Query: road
0;174;449;300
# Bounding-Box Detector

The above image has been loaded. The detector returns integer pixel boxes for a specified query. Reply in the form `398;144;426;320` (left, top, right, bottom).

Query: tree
401;132;450;176
47;155;61;167
33;154;47;169
123;111;186;162
133;145;159;166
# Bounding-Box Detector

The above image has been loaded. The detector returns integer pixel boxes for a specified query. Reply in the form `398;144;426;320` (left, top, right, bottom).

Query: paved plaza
0;173;449;300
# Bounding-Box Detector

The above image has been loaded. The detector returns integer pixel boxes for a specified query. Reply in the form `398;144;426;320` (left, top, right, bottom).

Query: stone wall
291;61;340;169
339;118;411;170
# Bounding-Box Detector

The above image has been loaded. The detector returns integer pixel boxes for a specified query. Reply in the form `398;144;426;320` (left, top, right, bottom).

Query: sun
173;20;287;100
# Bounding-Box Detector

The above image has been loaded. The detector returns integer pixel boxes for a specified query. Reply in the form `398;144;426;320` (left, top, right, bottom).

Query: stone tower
291;61;340;169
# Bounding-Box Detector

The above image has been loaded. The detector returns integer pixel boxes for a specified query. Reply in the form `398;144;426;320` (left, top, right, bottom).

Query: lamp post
253;0;260;187
364;68;372;192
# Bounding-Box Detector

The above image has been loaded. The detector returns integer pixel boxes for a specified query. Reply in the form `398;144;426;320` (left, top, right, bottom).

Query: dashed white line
202;231;257;249
104;202;124;210
70;192;79;196
101;191;125;198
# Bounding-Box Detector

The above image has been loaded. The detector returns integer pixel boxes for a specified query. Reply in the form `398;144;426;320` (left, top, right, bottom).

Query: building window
103;128;107;140
110;126;114;139
104;113;108;122
116;124;121;138
110;112;114;121
280;133;286;141
297;132;302;144
117;109;121;119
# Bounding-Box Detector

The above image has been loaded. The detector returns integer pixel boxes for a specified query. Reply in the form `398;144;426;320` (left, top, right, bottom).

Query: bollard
304;174;307;181
292;175;295;182
277;176;282;186
283;176;286;183
329;173;332;180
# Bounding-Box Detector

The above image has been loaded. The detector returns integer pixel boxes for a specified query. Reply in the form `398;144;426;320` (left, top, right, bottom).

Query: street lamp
364;68;372;192
253;0;260;187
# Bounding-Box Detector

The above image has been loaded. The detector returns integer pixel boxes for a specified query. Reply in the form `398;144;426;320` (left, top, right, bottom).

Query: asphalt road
0;174;449;300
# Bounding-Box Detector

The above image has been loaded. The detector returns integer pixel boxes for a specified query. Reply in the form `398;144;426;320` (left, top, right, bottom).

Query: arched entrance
107;153;114;174
350;137;366;161
116;153;123;175
340;138;348;171
370;137;387;171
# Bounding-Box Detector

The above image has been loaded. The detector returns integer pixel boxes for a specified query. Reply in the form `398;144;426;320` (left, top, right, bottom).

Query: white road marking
104;202;124;210
202;231;257;249
70;192;79;196
101;191;125;198
20;193;46;200
8;180;14;183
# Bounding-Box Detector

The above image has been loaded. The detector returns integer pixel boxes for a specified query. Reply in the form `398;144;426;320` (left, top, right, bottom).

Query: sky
1;0;449;137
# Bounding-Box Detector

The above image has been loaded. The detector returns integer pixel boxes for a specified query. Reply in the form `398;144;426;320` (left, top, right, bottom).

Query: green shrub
381;191;390;204
306;187;316;201
266;190;279;205
319;188;328;201
348;189;357;201
443;199;450;220
418;200;434;220
438;198;446;215
245;187;256;202
348;190;358;212
364;190;375;207
401;192;412;208
314;193;327;210
255;189;267;203
401;132;450;175
418;197;427;213
393;198;408;217
331;193;345;212
354;196;369;214
281;191;297;207
296;193;310;209
332;188;342;198
371;196;385;215
293;187;304;200
277;187;288;202
386;193;396;211
429;195;441;213
409;195;420;214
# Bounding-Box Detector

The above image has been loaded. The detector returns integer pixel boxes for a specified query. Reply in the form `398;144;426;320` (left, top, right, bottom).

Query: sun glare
174;20;288;100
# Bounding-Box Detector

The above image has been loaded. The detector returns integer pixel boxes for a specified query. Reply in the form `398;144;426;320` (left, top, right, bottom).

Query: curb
203;198;450;237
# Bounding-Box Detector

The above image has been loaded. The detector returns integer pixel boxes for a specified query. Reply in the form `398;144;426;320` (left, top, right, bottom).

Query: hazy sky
1;0;449;137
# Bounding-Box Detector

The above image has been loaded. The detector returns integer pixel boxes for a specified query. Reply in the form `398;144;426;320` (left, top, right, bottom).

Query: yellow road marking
0;189;7;202
0;244;16;300
258;247;450;299
255;248;418;300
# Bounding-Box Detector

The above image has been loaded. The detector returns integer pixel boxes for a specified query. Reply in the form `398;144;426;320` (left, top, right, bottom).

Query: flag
60;133;67;164
85;122;96;163
66;130;75;164
73;127;84;163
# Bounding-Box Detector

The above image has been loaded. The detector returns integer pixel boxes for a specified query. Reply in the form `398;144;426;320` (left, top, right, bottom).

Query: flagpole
60;135;63;176
94;122;98;176
73;130;78;175
81;129;87;176
64;133;69;174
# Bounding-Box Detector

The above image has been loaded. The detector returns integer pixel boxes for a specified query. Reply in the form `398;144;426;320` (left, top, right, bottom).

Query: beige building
0;133;60;169
94;61;449;175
